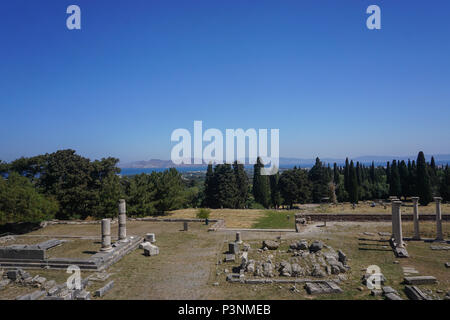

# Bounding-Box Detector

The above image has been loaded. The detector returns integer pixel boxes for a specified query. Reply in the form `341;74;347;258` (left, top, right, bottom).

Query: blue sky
1;0;449;163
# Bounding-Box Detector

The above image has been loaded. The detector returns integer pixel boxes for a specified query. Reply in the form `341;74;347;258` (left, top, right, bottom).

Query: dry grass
303;202;450;214
168;208;265;228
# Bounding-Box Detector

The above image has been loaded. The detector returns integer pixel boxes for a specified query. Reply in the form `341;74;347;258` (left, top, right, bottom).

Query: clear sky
1;0;449;163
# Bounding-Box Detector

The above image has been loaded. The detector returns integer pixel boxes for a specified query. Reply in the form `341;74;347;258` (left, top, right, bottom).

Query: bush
196;208;211;219
0;173;58;224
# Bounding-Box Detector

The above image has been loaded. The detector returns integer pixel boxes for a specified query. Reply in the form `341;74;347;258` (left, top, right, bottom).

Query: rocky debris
404;285;432;300
382;286;397;295
311;264;326;278
6;269;20;281
74;290;91;300
361;273;386;287
279;261;292;277
243;243;251;252
305;281;342;295
289;240;309;250
262;262;274;277
404;276;437;285
94;280;114;298
378;232;391;237
0;235;15;244
337;250;347;264
262;240;279;250
385;292;403;300
16;290;46;300
224;253;235;262
0;279;11;290
445;262;450;268
371;289;383;296
363;232;376;236
402;266;419;275
31;275;47;288
89;272;111;282
430;245;450;250
309;240;323;253
445;291;450;300
143;243;159;256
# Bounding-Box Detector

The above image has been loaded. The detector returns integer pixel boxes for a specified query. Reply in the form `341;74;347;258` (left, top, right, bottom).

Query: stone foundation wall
296;213;450;222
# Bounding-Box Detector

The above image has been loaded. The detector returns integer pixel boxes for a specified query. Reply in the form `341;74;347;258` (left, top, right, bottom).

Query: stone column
235;232;242;244
412;197;420;240
392;201;404;248
183;222;188;231
101;219;113;252
118;199;127;242
434;197;443;241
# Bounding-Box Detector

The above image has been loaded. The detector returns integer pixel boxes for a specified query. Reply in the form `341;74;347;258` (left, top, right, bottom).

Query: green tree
440;165;450;202
389;160;401;198
416;151;433;205
233;161;249;209
0;172;58;224
252;157;271;208
348;160;359;203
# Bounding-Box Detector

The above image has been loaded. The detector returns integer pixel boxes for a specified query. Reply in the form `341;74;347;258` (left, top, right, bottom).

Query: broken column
235;232;242;244
118;199;127;242
100;219;113;252
412;197;420;240
392;201;405;248
434;197;443;241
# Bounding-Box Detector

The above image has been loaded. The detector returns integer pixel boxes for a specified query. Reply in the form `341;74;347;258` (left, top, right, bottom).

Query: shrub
196;208;211;219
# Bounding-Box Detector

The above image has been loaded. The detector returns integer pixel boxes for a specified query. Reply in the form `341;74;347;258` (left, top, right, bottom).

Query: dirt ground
1;219;448;300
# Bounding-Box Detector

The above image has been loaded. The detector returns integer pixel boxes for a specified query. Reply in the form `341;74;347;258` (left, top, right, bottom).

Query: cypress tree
204;163;216;208
389;160;401;198
253;157;271;208
348;160;359;203
398;160;409;199
233;161;249;209
386;161;391;186
370;161;375;183
440;165;450;202
344;158;350;193
269;171;281;208
416;151;433;205
333;163;340;184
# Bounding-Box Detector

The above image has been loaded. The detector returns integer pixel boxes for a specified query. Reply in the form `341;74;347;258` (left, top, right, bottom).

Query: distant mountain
119;154;450;169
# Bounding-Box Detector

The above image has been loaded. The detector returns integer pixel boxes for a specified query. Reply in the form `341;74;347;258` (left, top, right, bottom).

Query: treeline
203;151;450;209
1;149;449;223
0;150;196;223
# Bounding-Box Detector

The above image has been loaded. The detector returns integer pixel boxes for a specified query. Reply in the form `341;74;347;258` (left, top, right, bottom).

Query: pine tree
416;151;433;205
214;164;237;208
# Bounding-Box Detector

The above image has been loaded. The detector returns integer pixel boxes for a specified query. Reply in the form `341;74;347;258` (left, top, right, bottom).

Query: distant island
119;154;450;169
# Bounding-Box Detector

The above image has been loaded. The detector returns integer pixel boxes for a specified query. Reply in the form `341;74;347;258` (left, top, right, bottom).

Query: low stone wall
296;213;450;222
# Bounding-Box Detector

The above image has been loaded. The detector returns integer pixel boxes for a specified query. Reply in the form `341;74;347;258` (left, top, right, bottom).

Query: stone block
385;292;403;300
94;280;114;297
145;233;156;243
305;281;342;295
404;285;431;300
143;243;159;256
403;276;437;285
